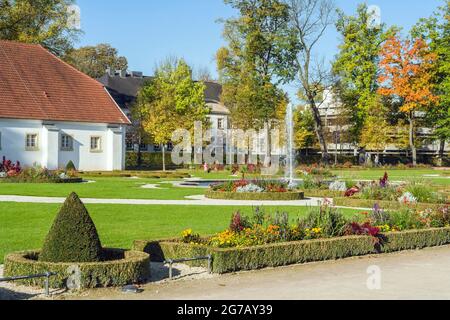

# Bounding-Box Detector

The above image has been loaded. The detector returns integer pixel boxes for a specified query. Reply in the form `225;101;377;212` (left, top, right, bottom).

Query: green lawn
332;168;450;186
0;203;362;263
0;177;205;200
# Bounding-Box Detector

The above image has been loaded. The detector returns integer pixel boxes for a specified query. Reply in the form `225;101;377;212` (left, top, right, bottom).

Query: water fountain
285;103;296;188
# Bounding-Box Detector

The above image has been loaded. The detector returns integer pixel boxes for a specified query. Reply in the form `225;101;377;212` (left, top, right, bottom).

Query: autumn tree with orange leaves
378;33;439;166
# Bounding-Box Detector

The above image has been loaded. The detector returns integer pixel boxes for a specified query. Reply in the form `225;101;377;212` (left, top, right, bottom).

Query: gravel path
0;262;215;300
5;246;450;300
0;195;325;207
62;245;450;300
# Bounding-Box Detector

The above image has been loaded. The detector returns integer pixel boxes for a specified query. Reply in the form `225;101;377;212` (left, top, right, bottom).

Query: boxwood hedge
205;190;305;201
4;249;151;289
134;227;450;274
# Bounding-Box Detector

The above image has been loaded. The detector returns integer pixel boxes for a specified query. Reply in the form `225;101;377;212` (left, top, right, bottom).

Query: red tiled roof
0;41;130;125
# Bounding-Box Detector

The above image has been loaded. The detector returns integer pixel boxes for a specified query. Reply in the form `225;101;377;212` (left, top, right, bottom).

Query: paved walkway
0;194;325;207
65;245;450;300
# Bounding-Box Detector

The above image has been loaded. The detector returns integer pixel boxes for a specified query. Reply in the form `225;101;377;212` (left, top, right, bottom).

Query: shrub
302;175;328;190
299;203;349;238
360;183;402;201
66;160;76;171
405;182;447;204
368;204;391;225
389;207;423;231
39;193;103;263
230;212;251;233
0;156;21;176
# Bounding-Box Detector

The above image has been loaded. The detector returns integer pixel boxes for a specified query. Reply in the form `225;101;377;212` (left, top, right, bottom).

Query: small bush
39;193;103;263
405;181;447;204
66;160;76;171
299;203;349;238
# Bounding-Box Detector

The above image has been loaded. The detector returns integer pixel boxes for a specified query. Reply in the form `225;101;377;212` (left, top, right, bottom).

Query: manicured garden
136;202;450;274
0;202;362;264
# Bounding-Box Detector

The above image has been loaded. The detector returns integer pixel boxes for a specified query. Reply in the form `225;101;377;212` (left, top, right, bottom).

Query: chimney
106;67;115;77
131;71;143;78
116;69;127;78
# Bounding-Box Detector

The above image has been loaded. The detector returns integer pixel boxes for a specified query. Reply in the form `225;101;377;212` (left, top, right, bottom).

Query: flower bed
333;197;445;211
3;249;151;289
134;204;450;273
205;190;304;201
0;159;82;183
343;172;448;204
134;228;450;274
206;179;304;200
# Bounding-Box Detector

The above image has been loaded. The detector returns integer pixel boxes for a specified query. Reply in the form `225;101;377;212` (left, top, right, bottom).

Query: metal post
207;255;212;274
168;260;173;280
44;272;50;297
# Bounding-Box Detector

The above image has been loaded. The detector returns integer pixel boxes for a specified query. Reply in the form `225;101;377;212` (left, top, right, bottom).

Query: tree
294;106;317;150
136;58;210;171
64;43;128;78
217;0;299;163
0;0;80;56
412;1;450;162
40;193;103;263
332;3;395;143
378;33;439;166
360;97;392;156
287;0;336;162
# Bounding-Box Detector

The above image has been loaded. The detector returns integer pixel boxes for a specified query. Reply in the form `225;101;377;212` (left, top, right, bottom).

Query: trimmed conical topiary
39;192;103;263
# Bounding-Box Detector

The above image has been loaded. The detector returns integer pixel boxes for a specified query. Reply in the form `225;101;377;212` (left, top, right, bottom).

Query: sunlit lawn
0;202;362;263
0;177;205;200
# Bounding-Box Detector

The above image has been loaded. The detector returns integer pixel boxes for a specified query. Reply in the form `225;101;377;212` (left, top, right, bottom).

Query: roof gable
0;41;130;125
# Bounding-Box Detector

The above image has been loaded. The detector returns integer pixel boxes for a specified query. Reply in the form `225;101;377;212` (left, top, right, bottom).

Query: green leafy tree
0;0;80;56
294;106;317;150
332;3;396;143
360;97;393;156
64;43;128;78
40;193;103;263
136;58;210;171
217;0;299;162
412;1;450;161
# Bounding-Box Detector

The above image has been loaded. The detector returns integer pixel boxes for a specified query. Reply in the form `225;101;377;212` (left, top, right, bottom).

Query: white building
0;41;130;171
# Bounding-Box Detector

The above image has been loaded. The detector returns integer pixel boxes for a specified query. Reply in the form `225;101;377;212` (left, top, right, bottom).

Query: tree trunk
439;139;445;163
161;144;166;172
137;136;142;169
309;98;329;163
409;112;417;166
264;122;272;167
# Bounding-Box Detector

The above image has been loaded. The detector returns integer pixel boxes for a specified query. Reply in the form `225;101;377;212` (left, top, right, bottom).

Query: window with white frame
25;134;38;150
61;134;73;151
218;118;224;129
90;136;102;152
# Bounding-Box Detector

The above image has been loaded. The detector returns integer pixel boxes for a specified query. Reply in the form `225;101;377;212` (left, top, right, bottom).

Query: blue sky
76;0;443;101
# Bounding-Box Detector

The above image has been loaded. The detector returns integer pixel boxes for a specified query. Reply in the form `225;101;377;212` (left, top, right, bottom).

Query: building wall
0;119;126;171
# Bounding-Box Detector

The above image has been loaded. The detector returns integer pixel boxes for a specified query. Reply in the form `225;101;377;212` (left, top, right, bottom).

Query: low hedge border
78;171;189;179
303;190;345;198
205;190;305;201
333;197;444;210
3;249;150;289
134;227;450;274
0;177;83;184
